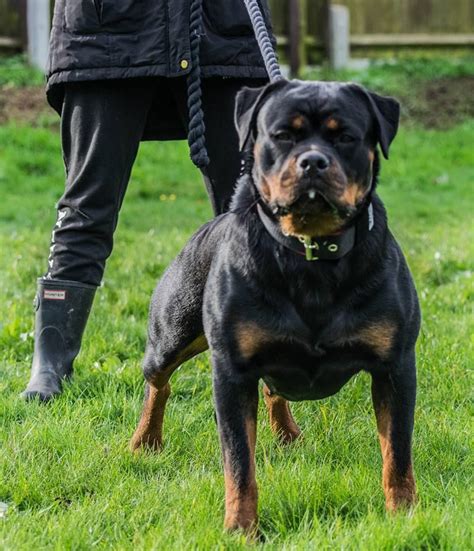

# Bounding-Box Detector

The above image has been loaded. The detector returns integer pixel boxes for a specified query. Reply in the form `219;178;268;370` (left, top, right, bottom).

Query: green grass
1;59;473;549
0;55;45;87
306;55;474;95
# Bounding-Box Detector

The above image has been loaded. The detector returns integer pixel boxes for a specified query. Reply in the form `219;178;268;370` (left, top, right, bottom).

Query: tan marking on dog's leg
130;334;208;452
375;402;417;511
223;417;258;534
357;321;396;359
263;384;301;444
130;383;171;452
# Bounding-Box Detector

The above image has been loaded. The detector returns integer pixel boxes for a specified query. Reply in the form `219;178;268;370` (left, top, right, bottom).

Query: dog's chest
246;296;391;401
258;328;369;402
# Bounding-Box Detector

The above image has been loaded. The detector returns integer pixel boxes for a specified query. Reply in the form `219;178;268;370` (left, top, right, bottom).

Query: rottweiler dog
130;79;420;533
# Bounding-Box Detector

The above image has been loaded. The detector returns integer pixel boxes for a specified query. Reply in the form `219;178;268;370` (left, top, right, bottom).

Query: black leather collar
256;201;375;261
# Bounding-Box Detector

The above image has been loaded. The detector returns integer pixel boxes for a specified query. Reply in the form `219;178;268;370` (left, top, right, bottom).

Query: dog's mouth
269;185;355;220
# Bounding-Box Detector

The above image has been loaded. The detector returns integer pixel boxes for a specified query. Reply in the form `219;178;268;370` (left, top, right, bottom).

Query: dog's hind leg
129;220;219;452
129;380;170;452
262;384;301;444
130;334;208;452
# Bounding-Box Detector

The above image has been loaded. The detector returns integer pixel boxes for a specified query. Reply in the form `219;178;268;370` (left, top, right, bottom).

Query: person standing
22;0;274;401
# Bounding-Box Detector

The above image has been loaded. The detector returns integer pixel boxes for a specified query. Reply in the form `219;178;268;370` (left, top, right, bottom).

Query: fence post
328;4;350;70
27;0;50;72
289;0;307;78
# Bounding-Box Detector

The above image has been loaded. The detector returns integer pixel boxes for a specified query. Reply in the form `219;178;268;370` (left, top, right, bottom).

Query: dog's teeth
272;206;279;215
308;189;316;200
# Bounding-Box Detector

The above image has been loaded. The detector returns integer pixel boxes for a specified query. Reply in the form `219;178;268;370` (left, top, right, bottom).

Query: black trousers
46;77;261;286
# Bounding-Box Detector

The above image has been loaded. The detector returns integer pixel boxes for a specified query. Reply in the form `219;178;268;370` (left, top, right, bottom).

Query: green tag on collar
301;236;319;261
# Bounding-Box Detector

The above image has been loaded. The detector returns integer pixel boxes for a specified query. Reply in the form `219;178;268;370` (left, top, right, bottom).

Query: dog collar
256;202;375;261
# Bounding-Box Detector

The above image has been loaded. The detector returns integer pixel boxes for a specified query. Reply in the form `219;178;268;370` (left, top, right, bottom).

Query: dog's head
235;79;399;237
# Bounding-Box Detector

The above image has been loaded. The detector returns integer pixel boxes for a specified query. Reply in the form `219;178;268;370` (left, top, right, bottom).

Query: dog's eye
273;130;294;143
338;134;356;144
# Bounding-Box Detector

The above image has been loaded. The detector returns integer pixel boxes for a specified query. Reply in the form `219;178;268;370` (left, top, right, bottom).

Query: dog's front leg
371;352;417;512
213;355;259;534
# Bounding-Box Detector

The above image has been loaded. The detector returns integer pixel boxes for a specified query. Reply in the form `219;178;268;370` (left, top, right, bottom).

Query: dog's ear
349;84;400;159
234;79;289;151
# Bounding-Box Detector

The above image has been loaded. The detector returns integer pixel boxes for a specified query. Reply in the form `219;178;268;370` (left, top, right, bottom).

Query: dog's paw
224;516;260;541
277;426;302;445
129;432;163;453
385;486;417;513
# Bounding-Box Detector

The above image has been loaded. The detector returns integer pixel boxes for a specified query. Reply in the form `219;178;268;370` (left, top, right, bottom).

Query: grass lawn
0;57;473;549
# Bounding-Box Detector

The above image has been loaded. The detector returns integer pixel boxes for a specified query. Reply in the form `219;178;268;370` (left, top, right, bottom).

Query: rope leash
242;0;282;83
187;0;209;169
186;0;280;169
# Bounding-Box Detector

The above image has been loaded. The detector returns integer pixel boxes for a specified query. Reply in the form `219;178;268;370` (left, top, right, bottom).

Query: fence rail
270;0;474;63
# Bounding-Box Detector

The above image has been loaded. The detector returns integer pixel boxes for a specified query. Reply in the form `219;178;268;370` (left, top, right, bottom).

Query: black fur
136;79;420;527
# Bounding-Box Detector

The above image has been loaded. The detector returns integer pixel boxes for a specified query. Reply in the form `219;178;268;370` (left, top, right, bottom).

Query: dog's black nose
298;151;330;174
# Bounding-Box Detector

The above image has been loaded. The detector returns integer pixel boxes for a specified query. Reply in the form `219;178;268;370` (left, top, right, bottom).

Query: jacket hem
46;64;269;112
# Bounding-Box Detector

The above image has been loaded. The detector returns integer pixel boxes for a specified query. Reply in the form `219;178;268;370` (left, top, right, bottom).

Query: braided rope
186;0;282;169
187;0;209;169
243;0;282;82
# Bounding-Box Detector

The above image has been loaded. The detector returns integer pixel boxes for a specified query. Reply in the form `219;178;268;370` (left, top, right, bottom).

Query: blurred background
0;0;473;73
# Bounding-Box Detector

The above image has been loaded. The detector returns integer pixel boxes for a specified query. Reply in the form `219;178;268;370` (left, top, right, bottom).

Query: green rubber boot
21;279;96;401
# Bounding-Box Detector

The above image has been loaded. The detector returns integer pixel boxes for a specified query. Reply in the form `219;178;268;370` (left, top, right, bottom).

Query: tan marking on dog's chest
334;321;396;359
356;321;396;359
235;322;273;360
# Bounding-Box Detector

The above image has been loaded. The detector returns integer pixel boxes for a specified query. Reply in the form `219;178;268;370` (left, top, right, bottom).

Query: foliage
0;55;44;87
306;55;474;94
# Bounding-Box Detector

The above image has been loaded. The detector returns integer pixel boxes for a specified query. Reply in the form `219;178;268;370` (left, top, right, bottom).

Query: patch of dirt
0;85;52;125
1;75;473;130
402;76;474;129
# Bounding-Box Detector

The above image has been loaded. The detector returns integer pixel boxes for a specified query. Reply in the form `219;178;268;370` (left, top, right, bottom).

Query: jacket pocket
99;0;144;32
64;0;102;34
203;0;258;37
65;0;143;34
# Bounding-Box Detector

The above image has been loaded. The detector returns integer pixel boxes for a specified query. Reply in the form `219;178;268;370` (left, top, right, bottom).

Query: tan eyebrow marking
325;117;339;130
291;115;305;129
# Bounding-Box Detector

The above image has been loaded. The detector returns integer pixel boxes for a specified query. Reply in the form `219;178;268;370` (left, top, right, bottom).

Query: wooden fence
0;0;24;49
270;0;474;64
1;0;473;61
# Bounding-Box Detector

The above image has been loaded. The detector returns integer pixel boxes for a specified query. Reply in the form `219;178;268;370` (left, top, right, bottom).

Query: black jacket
46;0;274;139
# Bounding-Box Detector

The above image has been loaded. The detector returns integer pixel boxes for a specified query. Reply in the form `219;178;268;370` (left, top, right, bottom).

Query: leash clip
298;236;319;261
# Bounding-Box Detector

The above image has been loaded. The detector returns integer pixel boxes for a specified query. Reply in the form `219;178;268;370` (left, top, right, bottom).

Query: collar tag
298;236;319;261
